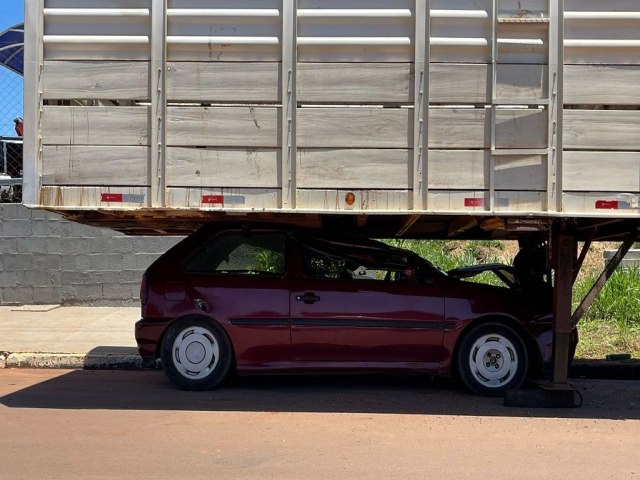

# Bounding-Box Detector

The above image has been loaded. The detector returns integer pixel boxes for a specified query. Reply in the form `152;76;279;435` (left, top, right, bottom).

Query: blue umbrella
0;23;24;76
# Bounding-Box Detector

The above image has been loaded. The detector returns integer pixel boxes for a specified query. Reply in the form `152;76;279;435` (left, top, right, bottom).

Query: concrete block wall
0;204;184;306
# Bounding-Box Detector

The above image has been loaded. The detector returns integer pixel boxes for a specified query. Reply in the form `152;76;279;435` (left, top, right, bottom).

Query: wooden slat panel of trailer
565;65;640;105
563;192;640;215
39;186;149;208
429;108;547;149
165;107;280;147
297;149;410;189
297;108;411;148
564;110;640;150
296;189;410;212
41;146;148;185
427;151;546;190
166;147;279;188
43;61;149;100
166;62;280;103
297;63;412;104
427;190;546;212
297;63;545;104
166;187;280;209
563;151;640;192
42;106;149;146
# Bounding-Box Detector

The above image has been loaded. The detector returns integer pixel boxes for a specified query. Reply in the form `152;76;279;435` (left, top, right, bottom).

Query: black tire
160;317;233;391
457;322;529;396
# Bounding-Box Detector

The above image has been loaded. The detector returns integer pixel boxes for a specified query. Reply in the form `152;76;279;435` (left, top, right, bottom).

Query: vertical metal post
489;0;498;212
23;0;44;207
281;0;297;210
552;229;576;385
547;0;564;212
150;0;167;207
413;0;429;211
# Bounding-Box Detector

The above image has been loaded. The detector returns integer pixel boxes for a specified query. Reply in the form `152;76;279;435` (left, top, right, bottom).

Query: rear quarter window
184;233;286;276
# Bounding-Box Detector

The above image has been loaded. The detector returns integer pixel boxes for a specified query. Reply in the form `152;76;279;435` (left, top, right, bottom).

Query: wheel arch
156;314;236;367
451;315;542;381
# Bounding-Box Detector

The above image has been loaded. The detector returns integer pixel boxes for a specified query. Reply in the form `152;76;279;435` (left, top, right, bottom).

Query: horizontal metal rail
565;39;640;47
167;8;280;18
43;8;150;16
43;35;149;44
298;37;411;46
431;37;544;46
565;11;640;20
297;9;412;18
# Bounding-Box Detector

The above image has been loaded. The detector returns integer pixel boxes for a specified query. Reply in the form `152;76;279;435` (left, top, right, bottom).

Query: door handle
295;292;321;304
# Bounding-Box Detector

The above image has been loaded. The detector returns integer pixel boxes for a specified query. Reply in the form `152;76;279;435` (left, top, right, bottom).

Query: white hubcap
468;334;518;389
172;326;220;380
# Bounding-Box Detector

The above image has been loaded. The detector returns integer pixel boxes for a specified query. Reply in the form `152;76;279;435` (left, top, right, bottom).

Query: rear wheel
160;317;232;391
457;322;528;396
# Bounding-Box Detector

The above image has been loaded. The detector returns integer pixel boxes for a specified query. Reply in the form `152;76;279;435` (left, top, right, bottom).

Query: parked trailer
22;0;640;236
22;0;640;404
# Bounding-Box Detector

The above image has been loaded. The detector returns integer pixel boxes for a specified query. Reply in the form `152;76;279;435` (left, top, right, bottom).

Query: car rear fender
450;315;543;379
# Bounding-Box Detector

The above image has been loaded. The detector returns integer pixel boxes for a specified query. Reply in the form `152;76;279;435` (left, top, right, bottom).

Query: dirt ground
1;369;638;480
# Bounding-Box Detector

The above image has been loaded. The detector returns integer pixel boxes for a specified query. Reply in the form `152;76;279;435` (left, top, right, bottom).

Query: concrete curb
1;352;144;370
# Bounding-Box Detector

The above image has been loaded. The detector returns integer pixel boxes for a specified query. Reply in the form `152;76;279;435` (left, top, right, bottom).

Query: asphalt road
1;369;639;480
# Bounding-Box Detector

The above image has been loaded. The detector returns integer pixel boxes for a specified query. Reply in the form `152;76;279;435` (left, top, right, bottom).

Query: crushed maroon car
135;224;574;396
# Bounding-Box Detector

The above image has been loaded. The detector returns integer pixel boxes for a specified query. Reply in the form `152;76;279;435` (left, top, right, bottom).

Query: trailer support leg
552;231;576;386
505;229;580;408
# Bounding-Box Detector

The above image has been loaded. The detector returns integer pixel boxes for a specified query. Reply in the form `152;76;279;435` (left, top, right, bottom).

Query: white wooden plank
495;64;547;102
42;106;149;145
429;108;547;149
563;192;640;215
297;63;411;103
296;189;409;212
563;151;640;191
297;108;411;148
428;151;487;189
166;62;279;102
564;110;640;150
166;107;280;147
166;147;279;188
295;63;545;105
428;109;487;149
565;65;640;105
39;186;149;209
427;151;546;190
41;146;148;185
427;190;545;212
43;61;149;100
297;149;410;189
495;109;547;148
166;187;280;210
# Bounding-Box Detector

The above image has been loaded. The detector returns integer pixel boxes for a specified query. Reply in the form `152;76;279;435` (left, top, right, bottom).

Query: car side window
184;233;285;276
302;246;354;280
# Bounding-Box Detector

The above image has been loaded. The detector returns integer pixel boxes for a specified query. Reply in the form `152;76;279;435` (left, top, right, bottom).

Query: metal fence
0;67;23;203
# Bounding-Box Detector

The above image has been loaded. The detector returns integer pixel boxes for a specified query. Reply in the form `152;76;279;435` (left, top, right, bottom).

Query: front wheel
160;317;233;391
457;322;529;396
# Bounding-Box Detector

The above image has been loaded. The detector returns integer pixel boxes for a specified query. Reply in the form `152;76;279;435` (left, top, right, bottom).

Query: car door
290;237;446;364
183;230;292;366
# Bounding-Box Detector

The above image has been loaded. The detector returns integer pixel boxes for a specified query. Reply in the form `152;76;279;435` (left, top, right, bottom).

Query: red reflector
101;193;123;202
464;198;484;207
595;200;618;209
202;195;224;204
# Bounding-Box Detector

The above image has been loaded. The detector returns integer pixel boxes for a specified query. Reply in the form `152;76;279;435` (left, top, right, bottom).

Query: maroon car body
135;224;572;395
